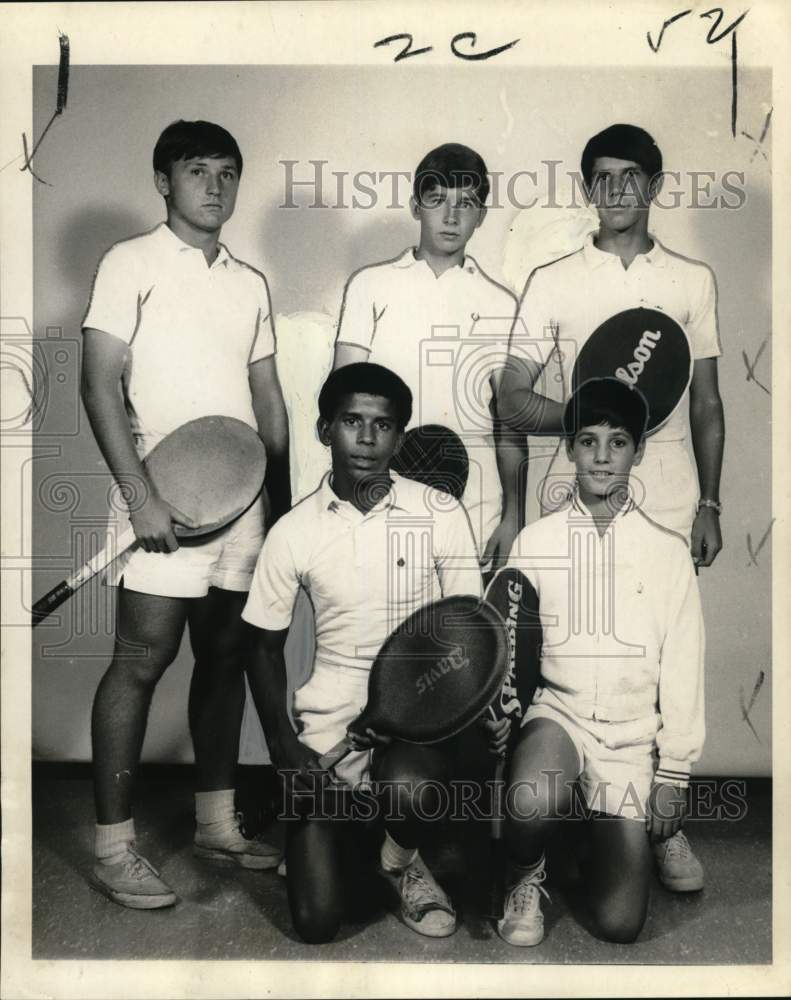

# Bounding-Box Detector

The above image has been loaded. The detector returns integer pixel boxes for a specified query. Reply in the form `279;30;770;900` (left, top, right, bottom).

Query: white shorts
293;659;372;788
106;498;265;598
523;686;657;821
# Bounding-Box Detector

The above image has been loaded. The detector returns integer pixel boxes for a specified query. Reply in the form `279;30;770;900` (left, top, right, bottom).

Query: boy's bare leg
187;587;248;792
587;813;651;943
497;718;579;946
92;588;189;824
505;718;579;864
187;586;281;869
286;817;346;943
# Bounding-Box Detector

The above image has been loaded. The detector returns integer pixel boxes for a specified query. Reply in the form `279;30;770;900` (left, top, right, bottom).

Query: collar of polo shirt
392;247;480;276
583;232;667;270
155;221;231;267
570;487;636;521
320;469;425;516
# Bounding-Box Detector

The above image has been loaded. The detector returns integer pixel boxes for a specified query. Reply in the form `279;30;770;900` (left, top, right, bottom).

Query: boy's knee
110;643;179;688
290;898;343;944
592;900;647;944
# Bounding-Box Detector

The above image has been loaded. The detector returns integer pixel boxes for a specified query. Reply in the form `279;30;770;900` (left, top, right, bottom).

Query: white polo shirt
512;234;721;532
336;248;518;547
83;223;276;456
509;494;705;780
242;471;482;672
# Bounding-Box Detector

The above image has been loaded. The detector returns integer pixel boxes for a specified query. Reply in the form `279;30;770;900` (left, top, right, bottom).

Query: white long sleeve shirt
508;495;705;783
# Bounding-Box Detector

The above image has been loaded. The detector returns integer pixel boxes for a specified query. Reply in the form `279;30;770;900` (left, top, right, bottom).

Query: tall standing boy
334;143;527;566
81;120;291;908
498;123;724;888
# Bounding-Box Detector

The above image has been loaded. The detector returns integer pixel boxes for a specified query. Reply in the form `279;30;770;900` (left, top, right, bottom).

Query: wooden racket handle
31;525;137;628
317;736;354;771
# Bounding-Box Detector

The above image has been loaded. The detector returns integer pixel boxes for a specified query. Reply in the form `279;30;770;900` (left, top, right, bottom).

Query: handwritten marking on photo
746;518;774;568
739;670;765;744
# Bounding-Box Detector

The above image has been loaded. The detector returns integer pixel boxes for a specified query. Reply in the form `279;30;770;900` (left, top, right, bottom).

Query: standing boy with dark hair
81;119;290;908
334;142;527;568
499;378;705;946
243;363;491;943
498;123;724;888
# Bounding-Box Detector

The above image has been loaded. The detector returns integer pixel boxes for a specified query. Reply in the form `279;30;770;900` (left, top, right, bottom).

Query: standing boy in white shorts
498;378;705;946
498;123;723;886
81;120;291;908
334;143;527;567
243;363;490;943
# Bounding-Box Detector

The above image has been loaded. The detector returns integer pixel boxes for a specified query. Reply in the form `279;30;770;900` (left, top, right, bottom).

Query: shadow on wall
54;207;149;330
257;198;415;317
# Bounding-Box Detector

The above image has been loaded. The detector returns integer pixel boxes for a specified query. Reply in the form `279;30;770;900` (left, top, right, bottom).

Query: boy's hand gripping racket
32;415;267;626
481;566;543;920
317;595;509;773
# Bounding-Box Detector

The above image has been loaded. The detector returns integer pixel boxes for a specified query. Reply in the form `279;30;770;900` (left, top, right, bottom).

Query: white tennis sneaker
497;860;550;947
653;830;704;892
193;811;281;870
89;846;178;910
381;854;456;938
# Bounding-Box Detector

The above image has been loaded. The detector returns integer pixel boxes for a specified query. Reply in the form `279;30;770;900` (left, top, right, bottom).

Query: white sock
195;789;237;838
380;831;418;872
95;818;135;865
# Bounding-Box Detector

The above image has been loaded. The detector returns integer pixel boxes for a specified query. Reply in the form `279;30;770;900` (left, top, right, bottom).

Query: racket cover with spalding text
482;566;543;920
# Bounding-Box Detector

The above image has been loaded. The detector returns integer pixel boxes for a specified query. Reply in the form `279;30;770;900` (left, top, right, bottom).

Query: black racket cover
484;567;543;729
572;307;692;433
392;424;470;501
353;595;508;744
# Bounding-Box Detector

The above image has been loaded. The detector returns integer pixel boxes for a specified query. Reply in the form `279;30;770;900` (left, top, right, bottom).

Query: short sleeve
82;244;141;345
433;499;483;599
510;268;559;374
336;269;376;351
686;265;721;360
249;273;276;364
242;518;301;630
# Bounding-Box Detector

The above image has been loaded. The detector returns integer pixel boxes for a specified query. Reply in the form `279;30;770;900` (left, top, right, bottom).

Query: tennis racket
572;307;692;434
481;566;543;920
32;415;267;626
317;594;509;773
392;424;470;501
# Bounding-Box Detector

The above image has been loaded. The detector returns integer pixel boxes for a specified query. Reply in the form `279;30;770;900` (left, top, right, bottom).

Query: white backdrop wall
31;64;771;775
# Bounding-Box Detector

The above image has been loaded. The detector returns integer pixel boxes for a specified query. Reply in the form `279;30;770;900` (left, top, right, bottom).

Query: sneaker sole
657;873;704;892
379;866;457;938
401;910;457;938
496;921;544;947
192;845;281;870
88;874;178;910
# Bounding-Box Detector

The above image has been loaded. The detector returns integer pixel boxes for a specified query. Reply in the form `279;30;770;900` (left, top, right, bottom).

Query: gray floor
32;768;771;964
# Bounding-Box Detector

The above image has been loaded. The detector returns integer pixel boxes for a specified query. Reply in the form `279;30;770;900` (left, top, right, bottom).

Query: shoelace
663;831;692;861
235;811;275;846
403;867;436;902
122;847;159;880
509;869;550;915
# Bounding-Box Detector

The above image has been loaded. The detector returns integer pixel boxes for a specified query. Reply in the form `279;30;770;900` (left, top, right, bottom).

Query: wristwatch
697;498;722;515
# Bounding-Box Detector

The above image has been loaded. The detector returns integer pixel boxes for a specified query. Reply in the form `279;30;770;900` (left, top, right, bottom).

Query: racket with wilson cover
317;594;509;774
482;566;543;920
32;415;267;626
571;307;692;434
